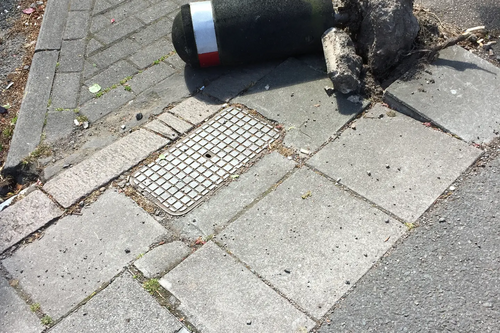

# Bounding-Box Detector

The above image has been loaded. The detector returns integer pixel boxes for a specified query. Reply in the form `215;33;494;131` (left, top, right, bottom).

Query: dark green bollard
172;0;335;67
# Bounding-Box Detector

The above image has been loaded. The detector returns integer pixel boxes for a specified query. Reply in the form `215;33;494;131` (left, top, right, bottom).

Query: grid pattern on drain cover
131;107;280;215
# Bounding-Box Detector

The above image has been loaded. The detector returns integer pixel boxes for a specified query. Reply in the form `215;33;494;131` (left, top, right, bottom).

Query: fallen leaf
301;190;312;199
89;83;101;93
230;175;239;179
158;154;166;160
22;8;35;14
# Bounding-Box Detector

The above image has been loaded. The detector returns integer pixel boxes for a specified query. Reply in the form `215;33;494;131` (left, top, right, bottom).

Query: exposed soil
0;0;45;199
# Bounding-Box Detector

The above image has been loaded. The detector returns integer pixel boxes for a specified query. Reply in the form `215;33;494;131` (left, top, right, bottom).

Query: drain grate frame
131;106;281;216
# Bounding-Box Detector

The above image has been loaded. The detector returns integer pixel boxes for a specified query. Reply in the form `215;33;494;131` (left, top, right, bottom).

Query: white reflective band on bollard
190;1;220;67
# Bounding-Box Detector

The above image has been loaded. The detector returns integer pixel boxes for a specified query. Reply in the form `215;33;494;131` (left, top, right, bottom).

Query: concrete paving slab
63;11;90;40
90;38;141;68
50;272;183;333
79;87;135;122
84;60;137;90
129;38;175;69
157;112;193;134
131;17;172;46
169;96;222;125
51;72;81;109
0;276;43;333
43;129;168;208
128;62;176;94
35;0;69;51
44;110;77;143
218;168;405;319
160;242;315;333
308;104;482;223
144;120;178;140
94;17;144;45
0;189;63;253
58;39;86;72
135;2;178;24
235;58;367;152
4;50;59;173
2;190;166;319
385;46;500;143
203;62;278;102
172;152;296;239
135;241;191;278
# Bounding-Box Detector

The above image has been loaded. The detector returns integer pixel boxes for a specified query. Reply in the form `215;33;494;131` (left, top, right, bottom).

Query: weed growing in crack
143;279;161;295
30;303;40;312
41;315;53;326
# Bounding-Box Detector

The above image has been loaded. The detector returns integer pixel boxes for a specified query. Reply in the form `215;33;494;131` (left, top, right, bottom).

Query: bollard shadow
434;58;497;75
183;52;359;116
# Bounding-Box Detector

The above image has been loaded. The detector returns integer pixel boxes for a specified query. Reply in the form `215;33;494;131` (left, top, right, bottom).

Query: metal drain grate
131;107;280;215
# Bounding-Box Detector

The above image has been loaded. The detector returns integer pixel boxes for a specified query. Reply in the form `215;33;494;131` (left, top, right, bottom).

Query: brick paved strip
44;130;168;208
0;190;63;253
4;51;59;173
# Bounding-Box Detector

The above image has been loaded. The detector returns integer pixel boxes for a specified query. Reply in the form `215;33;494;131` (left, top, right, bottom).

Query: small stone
385;218;390;223
23;65;30;70
449;186;456;191
385;164;390;169
125;249;131;254
99;187;106;192
247;320;252;325
482;302;493;308
300;148;311;155
136;113;143;121
324;86;335;97
345;280;350;285
264;84;270;90
74;119;80;126
336;177;341;183
63;163;70;169
284;269;291;274
121;125;126;130
367;171;371;176
439;217;446;223
83;121;89;129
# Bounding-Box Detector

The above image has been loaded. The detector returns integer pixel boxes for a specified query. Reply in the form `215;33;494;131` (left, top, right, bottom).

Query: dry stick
408;33;473;57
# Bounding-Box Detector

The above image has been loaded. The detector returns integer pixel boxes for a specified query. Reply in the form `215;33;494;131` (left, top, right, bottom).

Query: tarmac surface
1;0;499;332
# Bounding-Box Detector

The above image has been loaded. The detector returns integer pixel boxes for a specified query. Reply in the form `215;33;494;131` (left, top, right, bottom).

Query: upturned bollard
172;0;335;67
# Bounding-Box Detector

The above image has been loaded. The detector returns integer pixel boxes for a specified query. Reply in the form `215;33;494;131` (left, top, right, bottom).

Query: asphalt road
319;150;500;332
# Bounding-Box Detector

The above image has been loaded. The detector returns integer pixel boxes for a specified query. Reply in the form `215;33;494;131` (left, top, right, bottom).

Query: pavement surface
1;0;499;332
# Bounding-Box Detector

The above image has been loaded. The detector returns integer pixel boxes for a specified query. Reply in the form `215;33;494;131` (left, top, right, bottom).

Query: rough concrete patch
322;28;362;94
157;112;192;134
356;0;419;77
